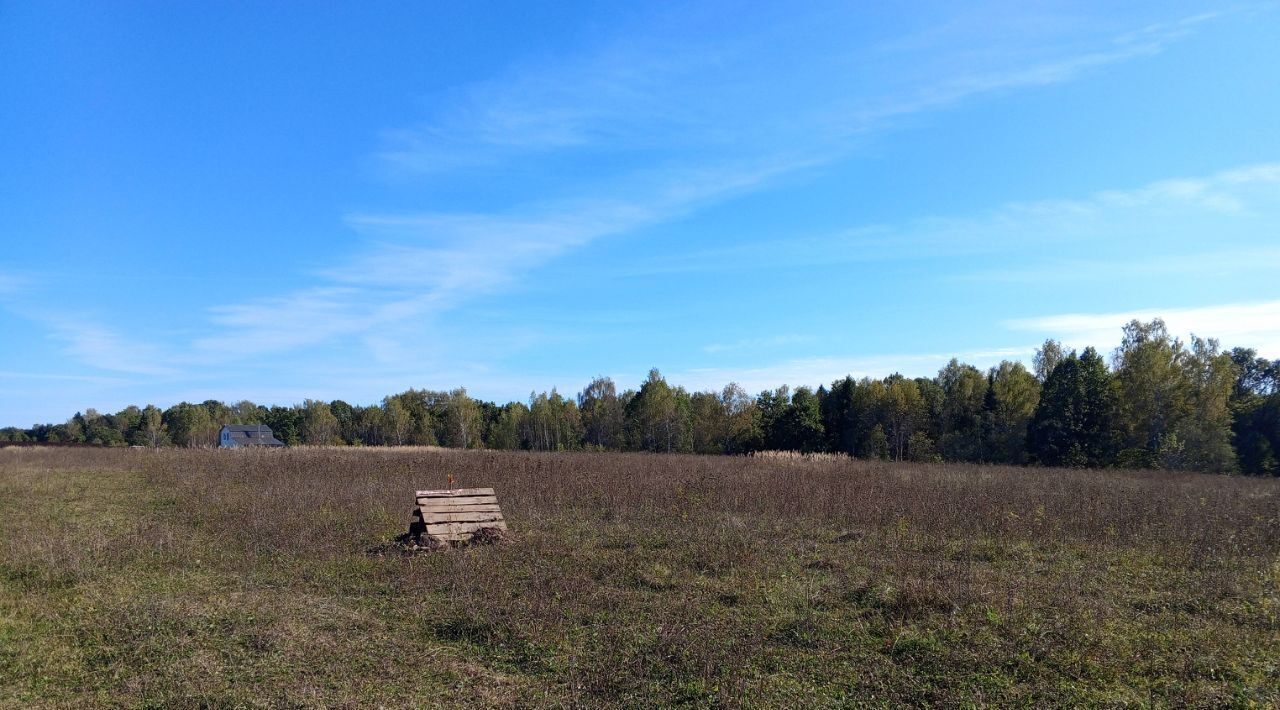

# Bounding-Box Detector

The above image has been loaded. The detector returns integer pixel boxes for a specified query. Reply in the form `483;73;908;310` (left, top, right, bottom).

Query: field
1;447;1278;707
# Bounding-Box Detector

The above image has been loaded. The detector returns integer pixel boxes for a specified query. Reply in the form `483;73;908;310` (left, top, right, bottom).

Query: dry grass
2;446;1278;707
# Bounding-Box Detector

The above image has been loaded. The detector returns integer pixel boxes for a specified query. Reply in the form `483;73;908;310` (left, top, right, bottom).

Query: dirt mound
366;527;515;557
468;526;517;546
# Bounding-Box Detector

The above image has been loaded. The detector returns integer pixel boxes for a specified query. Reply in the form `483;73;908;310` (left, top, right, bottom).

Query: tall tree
231;400;265;424
883;376;923;460
440;388;482;448
1228;348;1280;475
775;386;825;453
263;405;303;445
1028;348;1115;467
821;376;860;456
1033;339;1067;382
689;390;728;455
329;400;356;444
1112;319;1192;466
756;385;792;451
983;361;1041;463
937;359;987;461
131;404;167;447
1167;337;1237;472
301;399;339;445
354;405;385;446
164;402;218;447
720;383;760;454
382;398;412;446
486;402;528;450
578;376;624;450
625;369;684;452
525;389;582;451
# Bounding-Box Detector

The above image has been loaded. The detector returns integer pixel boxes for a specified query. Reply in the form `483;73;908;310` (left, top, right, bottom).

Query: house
219;424;285;448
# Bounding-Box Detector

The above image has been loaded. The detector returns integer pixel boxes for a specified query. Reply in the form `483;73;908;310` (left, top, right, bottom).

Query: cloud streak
8;6;1246;388
193;8;1219;367
44;320;179;377
0;267;29;296
1005;300;1280;356
380;8;1221;176
616;162;1280;277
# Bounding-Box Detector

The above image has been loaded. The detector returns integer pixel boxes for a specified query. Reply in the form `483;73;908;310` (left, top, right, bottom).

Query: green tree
486;402;528;450
200;400;234;431
301;399;340;445
82;408;124;446
440;388;483;448
263;406;302;445
329;400;356;444
384;390;438;445
1028;348;1114;467
689;390;728;454
1033;339;1067;382
1112;319;1192;465
983;361;1041;463
382;398;413;446
625;369;684;452
1228;348;1280;475
525;389;582;451
231;400;265;424
164;402;218;447
883;376;923;460
821;376;860;456
355;405;385;446
1168;337;1237;471
578;376;624;450
777;386;825;453
130;405;167;447
721;383;760;454
937;359;987;461
756;385;791;451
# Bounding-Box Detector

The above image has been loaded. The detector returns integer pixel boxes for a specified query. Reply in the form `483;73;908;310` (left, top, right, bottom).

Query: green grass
1;447;1277;707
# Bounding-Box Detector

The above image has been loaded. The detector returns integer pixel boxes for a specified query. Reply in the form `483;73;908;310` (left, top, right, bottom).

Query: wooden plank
424;521;508;536
416;503;502;514
414;495;495;507
420;512;505;524
416;487;495;498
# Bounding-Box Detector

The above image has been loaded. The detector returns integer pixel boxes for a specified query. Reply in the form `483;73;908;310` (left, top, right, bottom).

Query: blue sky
2;1;1280;426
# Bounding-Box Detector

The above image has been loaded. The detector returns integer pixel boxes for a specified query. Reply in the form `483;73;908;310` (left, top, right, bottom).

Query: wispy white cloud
0;370;134;385
1005;300;1280;357
702;334;814;355
5;6;1245;400
44;320;179;377
376;41;720;172
192;287;374;358
380;8;1219;176
622;162;1280;277
828;17;1201;137
0;268;28;295
189;154;811;360
959;247;1280;285
273;9;1226;372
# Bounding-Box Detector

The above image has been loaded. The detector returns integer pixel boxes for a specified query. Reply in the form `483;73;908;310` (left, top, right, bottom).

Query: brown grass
2;446;1278;707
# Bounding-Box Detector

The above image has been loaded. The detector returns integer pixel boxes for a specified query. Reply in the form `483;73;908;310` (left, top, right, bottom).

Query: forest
4;319;1278;475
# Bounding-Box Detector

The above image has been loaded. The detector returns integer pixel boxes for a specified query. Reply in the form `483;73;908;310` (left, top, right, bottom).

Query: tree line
3;319;1277;474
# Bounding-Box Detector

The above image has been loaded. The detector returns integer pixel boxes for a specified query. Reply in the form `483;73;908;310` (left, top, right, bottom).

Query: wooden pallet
412;487;507;542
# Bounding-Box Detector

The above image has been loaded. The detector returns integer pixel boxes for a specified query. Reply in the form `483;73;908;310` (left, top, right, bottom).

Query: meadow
1;446;1277;707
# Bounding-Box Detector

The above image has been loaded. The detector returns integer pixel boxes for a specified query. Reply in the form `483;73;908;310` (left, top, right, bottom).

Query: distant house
219;424;285;449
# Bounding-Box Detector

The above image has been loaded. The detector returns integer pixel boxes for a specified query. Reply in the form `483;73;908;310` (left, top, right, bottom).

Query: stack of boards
412;487;507;542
